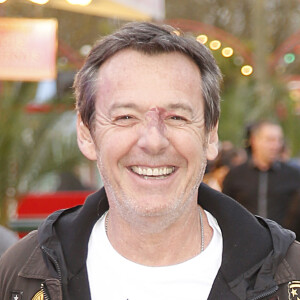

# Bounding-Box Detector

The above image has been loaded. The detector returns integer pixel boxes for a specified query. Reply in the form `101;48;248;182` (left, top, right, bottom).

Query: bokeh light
284;53;295;64
289;90;300;101
241;65;253;76
66;0;92;5
222;47;234;58
80;44;92;56
29;0;49;4
209;40;221;50
196;34;208;44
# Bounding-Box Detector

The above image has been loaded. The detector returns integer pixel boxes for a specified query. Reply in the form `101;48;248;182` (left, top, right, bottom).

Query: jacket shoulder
0;231;46;299
276;241;300;284
285;240;300;276
275;241;300;300
0;230;39;267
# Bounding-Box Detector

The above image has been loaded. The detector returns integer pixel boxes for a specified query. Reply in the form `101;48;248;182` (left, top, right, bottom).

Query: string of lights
196;34;253;76
0;3;297;78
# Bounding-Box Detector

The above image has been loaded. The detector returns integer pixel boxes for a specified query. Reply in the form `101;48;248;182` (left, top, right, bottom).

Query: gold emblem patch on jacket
32;290;43;300
288;281;300;300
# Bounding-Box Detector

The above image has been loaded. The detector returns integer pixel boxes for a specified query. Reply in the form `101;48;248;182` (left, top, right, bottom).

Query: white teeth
146;169;153;176
167;167;173;174
131;166;175;177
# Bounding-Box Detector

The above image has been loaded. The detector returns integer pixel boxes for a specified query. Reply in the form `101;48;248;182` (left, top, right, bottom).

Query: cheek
169;128;207;160
95;128;137;160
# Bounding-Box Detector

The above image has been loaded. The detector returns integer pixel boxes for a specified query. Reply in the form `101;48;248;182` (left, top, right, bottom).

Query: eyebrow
108;102;194;115
108;103;140;114
166;103;194;115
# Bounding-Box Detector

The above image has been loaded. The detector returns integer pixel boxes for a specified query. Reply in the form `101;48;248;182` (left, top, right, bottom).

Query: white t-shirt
87;210;223;300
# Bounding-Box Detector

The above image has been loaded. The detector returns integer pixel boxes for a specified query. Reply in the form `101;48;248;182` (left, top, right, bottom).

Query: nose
137;123;170;155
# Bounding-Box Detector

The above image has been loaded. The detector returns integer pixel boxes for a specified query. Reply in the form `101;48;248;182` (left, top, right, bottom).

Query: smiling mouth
130;166;176;179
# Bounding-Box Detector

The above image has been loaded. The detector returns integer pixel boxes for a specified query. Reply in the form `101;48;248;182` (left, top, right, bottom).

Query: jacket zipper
41;245;63;300
41;282;51;300
250;286;279;300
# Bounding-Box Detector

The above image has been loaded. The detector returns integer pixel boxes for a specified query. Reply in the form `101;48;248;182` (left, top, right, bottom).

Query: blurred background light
241;65;253;76
172;30;181;36
233;56;244;66
222;47;234;57
289;90;300;101
0;0;8;3
284;53;295;64
66;0;92;6
209;40;221;50
196;34;208;44
80;44;92;56
29;0;49;4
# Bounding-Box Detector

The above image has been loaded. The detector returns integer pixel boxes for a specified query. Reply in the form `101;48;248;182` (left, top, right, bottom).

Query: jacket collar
198;185;295;299
38;183;295;299
46;189;109;278
248;157;281;172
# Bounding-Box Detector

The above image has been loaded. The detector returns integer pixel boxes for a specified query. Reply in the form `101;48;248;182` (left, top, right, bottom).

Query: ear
206;123;219;161
77;113;97;161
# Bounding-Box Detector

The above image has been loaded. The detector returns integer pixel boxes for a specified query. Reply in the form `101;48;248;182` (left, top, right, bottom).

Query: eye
170;116;185;121
168;115;188;122
165;115;189;126
117;115;132;120
113;115;138;126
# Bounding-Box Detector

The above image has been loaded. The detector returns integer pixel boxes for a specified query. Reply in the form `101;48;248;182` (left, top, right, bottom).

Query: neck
105;205;212;266
252;155;272;171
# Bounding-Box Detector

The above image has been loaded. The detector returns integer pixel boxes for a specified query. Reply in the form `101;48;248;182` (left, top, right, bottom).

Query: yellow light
0;0;8;3
241;65;253;76
222;47;234;58
289;90;300;101
66;0;92;5
196;35;208;44
173;30;181;36
209;40;221;50
29;0;49;4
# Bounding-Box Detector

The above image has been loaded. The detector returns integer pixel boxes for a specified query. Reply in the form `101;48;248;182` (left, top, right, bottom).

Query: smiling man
1;22;300;300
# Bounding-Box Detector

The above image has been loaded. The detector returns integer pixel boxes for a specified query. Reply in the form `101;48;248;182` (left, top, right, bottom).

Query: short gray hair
74;22;222;132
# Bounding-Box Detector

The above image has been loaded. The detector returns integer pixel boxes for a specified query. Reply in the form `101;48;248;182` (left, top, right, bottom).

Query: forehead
256;124;283;138
98;48;201;78
95;49;203;110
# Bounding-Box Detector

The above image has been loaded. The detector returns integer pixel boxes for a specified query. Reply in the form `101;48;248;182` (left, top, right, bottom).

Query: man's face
78;49;218;223
251;124;283;165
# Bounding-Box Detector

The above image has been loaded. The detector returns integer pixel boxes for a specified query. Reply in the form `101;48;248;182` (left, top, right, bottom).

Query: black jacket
222;160;300;238
1;184;300;300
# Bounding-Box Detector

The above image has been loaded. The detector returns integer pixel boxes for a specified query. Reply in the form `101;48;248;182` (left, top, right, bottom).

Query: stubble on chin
97;154;208;234
97;137;209;231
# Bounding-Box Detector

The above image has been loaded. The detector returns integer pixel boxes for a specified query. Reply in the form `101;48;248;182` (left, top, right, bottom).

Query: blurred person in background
203;141;246;191
280;141;300;171
1;23;300;300
223;120;300;238
0;224;18;257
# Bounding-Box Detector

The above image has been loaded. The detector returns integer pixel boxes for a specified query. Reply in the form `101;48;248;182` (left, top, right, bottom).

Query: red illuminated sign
10;190;94;238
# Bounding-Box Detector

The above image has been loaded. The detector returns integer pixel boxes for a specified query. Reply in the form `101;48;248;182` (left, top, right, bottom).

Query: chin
132;201;176;217
122;194;181;217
